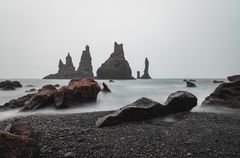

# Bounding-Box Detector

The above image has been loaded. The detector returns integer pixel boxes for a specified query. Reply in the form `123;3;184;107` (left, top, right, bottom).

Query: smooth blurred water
0;79;227;120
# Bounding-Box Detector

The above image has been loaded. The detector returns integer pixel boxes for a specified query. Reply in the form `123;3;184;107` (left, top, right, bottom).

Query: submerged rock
102;82;111;92
213;80;224;84
96;91;197;127
185;81;196;87
96;42;134;79
202;80;240;108
228;75;240;82
0;80;22;90
140;58;151;79
109;79;114;83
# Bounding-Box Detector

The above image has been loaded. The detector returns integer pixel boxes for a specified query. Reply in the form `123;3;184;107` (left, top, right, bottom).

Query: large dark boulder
140;58;151;79
96;91;197;127
228;75;240;82
96;42;134;79
202;80;240;108
0;80;22;90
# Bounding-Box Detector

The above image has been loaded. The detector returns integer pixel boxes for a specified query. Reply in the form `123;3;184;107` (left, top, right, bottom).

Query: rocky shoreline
0;111;240;158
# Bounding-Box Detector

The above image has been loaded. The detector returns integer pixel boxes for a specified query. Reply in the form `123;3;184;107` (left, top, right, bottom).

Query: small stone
64;152;75;158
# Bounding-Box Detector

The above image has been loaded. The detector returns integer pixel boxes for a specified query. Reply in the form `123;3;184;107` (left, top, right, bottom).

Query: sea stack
76;45;94;78
140;58;151;79
137;71;140;79
44;53;76;79
96;42;134;79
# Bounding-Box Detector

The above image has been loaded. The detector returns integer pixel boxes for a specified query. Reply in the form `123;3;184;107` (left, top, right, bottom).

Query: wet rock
6;119;32;138
140;58;151;79
228;75;240;82
25;88;37;93
76;45;94;78
0;80;22;90
64;152;75;158
137;71;140;79
102;82;111;92
109;79;114;83
202;80;240;108
213;80;224;84
96;91;197;127
185;81;196;87
96;42;134;79
1;94;34;110
26;85;34;87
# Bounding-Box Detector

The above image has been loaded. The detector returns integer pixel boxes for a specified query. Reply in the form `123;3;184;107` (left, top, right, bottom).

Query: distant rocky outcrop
96;91;197;127
96;42;134;79
140;58;151;79
1;78;101;111
76;45;94;78
228;75;240;82
0;80;22;90
137;71;140;79
202;80;240;108
43;46;94;79
184;80;196;87
213;80;224;84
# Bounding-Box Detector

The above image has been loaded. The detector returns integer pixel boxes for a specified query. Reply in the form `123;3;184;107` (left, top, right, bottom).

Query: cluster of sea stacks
43;42;151;80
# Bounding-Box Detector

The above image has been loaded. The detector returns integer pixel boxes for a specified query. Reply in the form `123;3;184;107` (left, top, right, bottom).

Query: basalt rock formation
76;45;94;78
102;82;111;92
1;78;101;111
137;71;140;79
202;80;240;108
185;80;196;87
43;46;94;79
96;42;134;79
228;75;240;82
96;91;197;127
0;80;22;90
140;58;151;79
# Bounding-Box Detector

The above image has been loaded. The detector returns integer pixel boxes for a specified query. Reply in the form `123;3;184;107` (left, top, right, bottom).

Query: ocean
0;79;228;120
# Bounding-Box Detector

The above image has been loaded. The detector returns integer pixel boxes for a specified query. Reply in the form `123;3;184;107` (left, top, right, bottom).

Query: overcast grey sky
0;0;239;79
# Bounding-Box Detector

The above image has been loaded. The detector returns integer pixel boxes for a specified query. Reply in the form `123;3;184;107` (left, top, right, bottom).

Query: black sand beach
0;111;240;158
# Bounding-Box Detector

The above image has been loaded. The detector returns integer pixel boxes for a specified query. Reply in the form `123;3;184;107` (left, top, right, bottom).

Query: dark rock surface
202;80;240;108
228;75;240;82
109;79;114;83
0;80;22;90
185;81;196;87
96;42;134;79
137;71;140;79
1;112;240;158
102;82;111;92
2;79;101;111
213;80;224;84
96;91;197;127
140;58;151;79
76;45;94;78
26;88;38;93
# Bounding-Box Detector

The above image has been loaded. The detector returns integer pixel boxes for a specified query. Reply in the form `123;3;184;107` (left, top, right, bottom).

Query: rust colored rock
6;119;33;138
96;91;197;127
228;75;240;82
102;82;111;92
202;80;240;108
54;78;101;108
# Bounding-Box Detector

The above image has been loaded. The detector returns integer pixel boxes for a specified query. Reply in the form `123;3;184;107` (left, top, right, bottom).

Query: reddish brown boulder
228;75;240;82
202;80;240;108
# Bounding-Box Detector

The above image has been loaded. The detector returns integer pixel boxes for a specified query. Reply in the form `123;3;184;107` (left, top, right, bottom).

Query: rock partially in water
228;75;240;82
96;91;197;127
25;88;37;93
0;80;22;90
109;79;114;83
185;81;196;87
137;71;140;79
96;42;134;79
202;80;240;108
140;58;151;79
1;94;34;110
102;82;111;92
213;80;224;84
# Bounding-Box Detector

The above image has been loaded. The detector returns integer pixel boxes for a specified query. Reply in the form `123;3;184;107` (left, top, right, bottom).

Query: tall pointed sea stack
140;58;151;79
43;53;76;79
96;42;134;79
76;45;94;78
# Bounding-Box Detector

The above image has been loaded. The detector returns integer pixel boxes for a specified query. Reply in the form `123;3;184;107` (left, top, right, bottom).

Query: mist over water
1;78;238;120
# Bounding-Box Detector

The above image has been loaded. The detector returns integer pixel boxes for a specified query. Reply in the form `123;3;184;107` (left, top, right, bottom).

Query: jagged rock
185;81;196;87
202;80;240;108
96;91;197;127
96;42;134;79
137;71;140;79
102;82;111;92
2;79;101;111
25;88;37;93
213;80;224;84
76;45;94;78
228;75;240;82
6;119;32;138
140;58;151;79
109;79;114;83
54;78;101;108
0;80;22;90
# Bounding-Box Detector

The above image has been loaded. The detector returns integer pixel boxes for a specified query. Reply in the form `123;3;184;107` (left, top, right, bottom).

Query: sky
0;0;239;79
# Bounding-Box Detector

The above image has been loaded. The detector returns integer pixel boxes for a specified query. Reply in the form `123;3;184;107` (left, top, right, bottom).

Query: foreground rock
228;75;240;82
202;80;240;108
97;42;134;79
140;58;151;79
0;119;39;158
0;80;22;90
2;78;101;111
96;91;197;127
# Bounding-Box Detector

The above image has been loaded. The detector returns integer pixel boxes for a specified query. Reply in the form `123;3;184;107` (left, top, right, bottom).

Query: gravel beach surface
0;111;240;158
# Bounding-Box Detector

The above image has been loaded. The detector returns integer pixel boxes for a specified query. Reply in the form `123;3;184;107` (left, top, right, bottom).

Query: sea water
0;79;227;120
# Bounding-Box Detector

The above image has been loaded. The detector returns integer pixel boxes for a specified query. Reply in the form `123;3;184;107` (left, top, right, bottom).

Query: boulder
228;75;240;82
202;80;240;108
96;42;134;79
140;58;151;79
185;81;196;87
76;45;94;78
102;82;111;92
5;119;32;138
0;80;22;90
96;91;197;127
213;80;224;84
